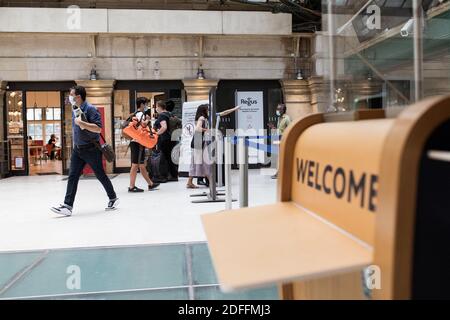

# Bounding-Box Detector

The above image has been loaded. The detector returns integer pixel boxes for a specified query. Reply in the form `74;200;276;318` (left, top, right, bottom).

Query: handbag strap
99;133;107;144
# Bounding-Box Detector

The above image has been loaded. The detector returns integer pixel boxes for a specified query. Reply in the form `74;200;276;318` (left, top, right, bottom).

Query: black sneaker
148;183;160;191
106;198;120;211
128;186;144;193
50;204;72;217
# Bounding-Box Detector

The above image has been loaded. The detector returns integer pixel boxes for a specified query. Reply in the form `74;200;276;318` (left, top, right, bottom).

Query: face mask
144;105;149;112
69;96;76;106
276;111;281;117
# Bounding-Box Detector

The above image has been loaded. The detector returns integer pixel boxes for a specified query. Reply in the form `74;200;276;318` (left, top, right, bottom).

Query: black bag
82;109;115;163
93;133;115;163
147;149;169;180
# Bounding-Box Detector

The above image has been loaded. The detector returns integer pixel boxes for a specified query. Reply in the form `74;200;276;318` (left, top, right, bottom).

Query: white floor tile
0;169;277;252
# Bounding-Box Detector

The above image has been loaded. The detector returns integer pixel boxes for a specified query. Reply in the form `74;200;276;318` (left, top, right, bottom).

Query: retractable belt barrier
202;96;450;300
230;136;280;155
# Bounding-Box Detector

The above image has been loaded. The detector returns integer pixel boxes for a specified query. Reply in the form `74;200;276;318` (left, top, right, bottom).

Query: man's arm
156;120;168;136
75;107;102;133
75;117;102;133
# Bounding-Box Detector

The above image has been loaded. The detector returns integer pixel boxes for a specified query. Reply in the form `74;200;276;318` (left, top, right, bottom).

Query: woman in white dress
186;104;211;189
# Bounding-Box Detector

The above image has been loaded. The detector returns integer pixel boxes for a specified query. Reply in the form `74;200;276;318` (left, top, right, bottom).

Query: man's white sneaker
51;204;72;216
106;198;120;211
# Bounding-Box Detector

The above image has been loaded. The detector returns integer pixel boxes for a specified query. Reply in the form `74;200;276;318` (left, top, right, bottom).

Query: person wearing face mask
268;103;291;179
50;85;119;216
128;97;160;193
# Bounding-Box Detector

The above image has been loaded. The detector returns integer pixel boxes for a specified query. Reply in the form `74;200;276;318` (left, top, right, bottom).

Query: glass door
6;90;27;175
26;91;63;175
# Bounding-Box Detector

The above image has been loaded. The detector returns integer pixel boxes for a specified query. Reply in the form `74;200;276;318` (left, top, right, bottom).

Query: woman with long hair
186;104;211;189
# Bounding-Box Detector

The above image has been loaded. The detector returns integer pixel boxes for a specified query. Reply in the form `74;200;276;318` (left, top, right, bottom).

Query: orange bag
122;119;158;149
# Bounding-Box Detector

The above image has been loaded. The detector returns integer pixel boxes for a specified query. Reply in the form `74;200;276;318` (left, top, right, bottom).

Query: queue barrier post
225;136;233;210
238;136;249;208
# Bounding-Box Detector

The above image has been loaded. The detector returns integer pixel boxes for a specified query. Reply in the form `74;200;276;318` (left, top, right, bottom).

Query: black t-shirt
154;112;171;142
48;138;56;146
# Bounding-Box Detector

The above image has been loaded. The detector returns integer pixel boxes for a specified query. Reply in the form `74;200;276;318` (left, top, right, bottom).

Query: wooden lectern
201;96;450;299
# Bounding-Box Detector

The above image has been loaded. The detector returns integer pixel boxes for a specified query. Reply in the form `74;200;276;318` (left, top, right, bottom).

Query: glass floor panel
0;242;279;300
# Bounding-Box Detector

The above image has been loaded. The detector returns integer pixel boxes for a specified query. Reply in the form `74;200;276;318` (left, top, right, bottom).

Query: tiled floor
0;168;279;299
0;242;279;300
29;159;63;176
0;169;277;251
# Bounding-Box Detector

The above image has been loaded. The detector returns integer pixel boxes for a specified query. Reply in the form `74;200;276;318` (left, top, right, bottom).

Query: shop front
4;81;76;176
113;80;185;173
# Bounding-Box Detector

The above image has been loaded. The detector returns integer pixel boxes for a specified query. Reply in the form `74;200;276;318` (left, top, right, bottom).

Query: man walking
51;86;119;216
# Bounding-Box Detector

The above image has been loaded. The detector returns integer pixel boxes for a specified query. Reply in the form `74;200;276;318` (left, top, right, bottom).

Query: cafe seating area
28;139;62;175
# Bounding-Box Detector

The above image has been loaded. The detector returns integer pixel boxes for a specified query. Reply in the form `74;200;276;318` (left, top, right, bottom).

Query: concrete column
76;80;116;174
346;80;383;110
280;80;312;120
0;81;7;179
308;76;330;113
183;79;219;102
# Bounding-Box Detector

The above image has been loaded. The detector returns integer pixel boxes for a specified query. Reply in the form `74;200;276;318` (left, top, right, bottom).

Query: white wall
0;8;291;35
0;8;107;33
0;34;296;81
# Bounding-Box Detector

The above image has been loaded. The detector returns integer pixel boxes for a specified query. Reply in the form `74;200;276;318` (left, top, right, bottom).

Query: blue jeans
64;144;117;208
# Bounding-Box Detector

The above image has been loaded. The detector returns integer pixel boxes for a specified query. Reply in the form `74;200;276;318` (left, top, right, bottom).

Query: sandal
186;184;199;189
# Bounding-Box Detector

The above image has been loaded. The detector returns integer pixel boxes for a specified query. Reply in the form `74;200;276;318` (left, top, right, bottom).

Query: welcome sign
291;119;395;245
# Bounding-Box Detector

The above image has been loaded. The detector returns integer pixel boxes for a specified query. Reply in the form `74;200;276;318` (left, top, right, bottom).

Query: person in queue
186;104;211;189
154;100;179;182
128;97;160;193
268;103;291;179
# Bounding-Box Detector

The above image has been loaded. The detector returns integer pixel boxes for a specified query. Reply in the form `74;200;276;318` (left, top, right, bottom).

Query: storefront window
34;108;42;121
6;91;25;171
114;90;131;168
27;109;35;121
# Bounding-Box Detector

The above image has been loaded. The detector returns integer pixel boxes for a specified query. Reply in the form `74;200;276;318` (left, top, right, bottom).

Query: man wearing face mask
50;86;119;216
268;103;291;179
128;97;160;192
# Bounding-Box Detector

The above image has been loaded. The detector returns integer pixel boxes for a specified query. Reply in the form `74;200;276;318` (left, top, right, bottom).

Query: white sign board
178;100;209;174
235;91;265;164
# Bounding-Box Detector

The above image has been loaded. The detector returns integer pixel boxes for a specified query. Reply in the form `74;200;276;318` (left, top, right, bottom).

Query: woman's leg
139;163;155;186
186;176;198;188
129;164;139;188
